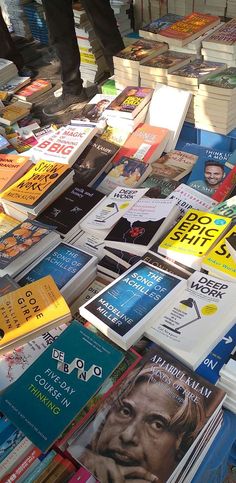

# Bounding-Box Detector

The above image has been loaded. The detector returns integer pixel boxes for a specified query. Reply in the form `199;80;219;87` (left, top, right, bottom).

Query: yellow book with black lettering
158;209;231;269
0;160;69;207
201;225;236;281
0;212;19;237
0;275;71;354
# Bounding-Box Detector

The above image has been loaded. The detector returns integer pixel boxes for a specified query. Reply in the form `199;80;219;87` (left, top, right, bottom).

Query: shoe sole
43;99;87;117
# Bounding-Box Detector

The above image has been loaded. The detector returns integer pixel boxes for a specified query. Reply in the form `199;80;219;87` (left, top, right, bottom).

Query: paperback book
0;213;19;237
140;50;195;75
97;156;152;195
151;149;197;181
211;195;236;220
79;260;183;349
14;79;52;102
0;76;30;99
104;86;153;120
146;271;236;369
0;275;71;354
0;153;32;192
202;225;236;281
158;12;220;46
168;183;217;216
225;231;236;263
0;102;31;126
113;39;168;67
139;13;183;40
0;321;123;452
158;209;231;269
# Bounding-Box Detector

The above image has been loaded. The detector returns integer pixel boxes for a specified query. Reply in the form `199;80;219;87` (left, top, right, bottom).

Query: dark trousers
0;7;23;70
41;0;124;95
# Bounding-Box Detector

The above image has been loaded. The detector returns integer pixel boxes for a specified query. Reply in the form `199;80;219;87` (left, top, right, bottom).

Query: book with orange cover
0;154;32;192
158;12;220;46
14;79;52;102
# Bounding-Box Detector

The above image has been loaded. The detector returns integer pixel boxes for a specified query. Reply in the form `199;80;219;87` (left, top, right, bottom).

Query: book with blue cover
0;321;123;452
80;260;183;349
139;14;183;40
184;143;232;198
16;242;97;304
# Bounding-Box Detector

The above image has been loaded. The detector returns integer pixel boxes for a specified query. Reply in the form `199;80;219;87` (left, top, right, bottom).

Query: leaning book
79;260;183;350
0;275;71;354
145;271;236;369
67;344;225;483
0;321;123;452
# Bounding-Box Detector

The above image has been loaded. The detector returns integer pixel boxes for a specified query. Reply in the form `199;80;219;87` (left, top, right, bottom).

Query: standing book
104;87;153;120
0;275;71;354
145;271;236;369
0;153;32;192
158;209;231;269
168;183;217;216
79;260;183;349
0;321;123;452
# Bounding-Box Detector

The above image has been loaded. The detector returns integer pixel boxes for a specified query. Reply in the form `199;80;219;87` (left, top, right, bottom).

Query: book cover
72;94;114;125
0;275;71;353
32;126;97;165
0;102;30;126
140;13;183;35
0;213;19;238
202;225;236;280
211;165;236;203
168;183;217;216
203;18;236;47
17;242;95;290
168;60;226;83
104;87;153;119
15;79;52;101
71;279;107;324
140;50;194;74
79;260;182;349
0;325;67;391
114;39;168;64
0;76;30;98
158;12;220;45
146;271;236;369
37;184;104;236
0;220;54;271
0;275;18;297
142;251;192;280
0;154;32;192
0;321;123;452
67;344;225;483
185;143;231;198
100;126;130;147
112;123;169;165
140;175;179;198
158;209;231;269
152;149;197;180
211;195;236;220
196;324;236;384
225;231;236;263
73;136;119;187
199;67;236;90
97;156;152;195
0;160;70;207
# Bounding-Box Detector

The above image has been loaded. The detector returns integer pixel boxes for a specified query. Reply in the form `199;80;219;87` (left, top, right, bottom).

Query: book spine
2;447;41;483
21;450;56;483
0;438;34;480
33;453;64;483
44;458;76;483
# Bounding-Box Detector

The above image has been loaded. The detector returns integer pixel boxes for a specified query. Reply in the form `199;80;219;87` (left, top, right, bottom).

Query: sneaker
43;91;87;116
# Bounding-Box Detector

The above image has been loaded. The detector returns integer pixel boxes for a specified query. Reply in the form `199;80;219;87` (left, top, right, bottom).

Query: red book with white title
112;123;170;165
14;79;52;101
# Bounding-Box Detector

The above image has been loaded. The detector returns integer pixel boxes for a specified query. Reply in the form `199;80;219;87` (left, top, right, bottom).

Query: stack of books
139;13;182;41
167;0;193;16
203;0;227;17
217;349;236;413
73;3;108;88
195;67;236;134
226;0;236;17
0;75;31;101
23;1;49;45
140;50;195;87
202;18;236;67
0;59;18;86
110;0;132;37
4;0;32;39
14;79;52;103
0;101;31;126
167;60;226;123
113;39;168;90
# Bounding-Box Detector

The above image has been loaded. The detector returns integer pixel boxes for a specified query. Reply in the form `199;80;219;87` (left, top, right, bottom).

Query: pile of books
0;59;18;86
226;0;236;17
4;0;32;39
110;0;132;37
167;0;194;16
217;349;236;412
202;18;236;67
23;1;49;45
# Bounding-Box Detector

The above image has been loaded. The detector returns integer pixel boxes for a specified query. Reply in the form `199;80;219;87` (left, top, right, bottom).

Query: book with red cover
0;154;32;192
158;12;220;46
212;166;236;202
14;79;52;102
112;123;170;165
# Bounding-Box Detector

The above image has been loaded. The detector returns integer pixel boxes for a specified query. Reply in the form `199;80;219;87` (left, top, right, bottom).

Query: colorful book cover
185;143;231;198
200;67;236;89
0;103;30;124
67;345;225;483
0;154;31;192
0;160;70;207
37;184;104;235
167;183;217;216
158;209;231;269
73;96;113;124
211;195;236;220
0;275;70;353
98;156;151;194
0;321;123;452
105;87;153;118
202;226;236;280
141;13;182;34
212;165;236;203
203;17;236;46
140;50;193;72
17;243;94;289
169;60;225;81
15;79;52;100
152;149;197;180
159;12;220;42
0;213;19;238
115;39;167;62
0;220;52;270
100;126;130;147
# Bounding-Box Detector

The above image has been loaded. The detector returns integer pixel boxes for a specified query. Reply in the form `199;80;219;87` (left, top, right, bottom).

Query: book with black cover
73;136;119;187
37;184;105;237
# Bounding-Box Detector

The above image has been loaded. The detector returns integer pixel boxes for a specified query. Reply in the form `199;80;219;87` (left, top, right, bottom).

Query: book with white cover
31;125;97;166
167;183;217;216
145;84;192;152
80;186;148;239
79;260;183;349
145;271;236;369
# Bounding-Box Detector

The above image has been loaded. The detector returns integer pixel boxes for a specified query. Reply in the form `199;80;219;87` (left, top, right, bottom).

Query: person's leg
0;7;24;70
80;0;124;72
41;0;83;95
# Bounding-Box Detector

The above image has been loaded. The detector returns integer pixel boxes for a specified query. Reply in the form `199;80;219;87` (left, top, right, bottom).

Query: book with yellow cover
0;154;32;192
0;101;31;126
0;275;71;354
201;225;236;281
0;161;73;218
158;209;231;269
0;213;19;237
